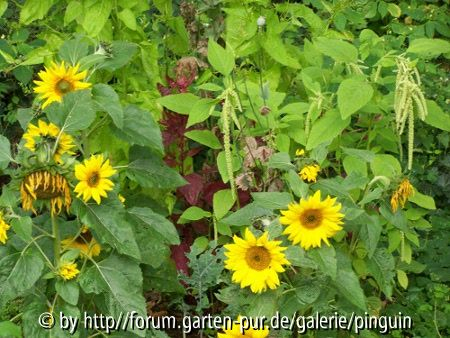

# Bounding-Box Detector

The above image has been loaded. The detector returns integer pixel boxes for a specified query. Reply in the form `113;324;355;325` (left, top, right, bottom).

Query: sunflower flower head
22;120;75;163
74;154;116;204
280;190;344;250
295;148;305;156
217;316;269;338
20;171;72;215
299;164;320;183
61;226;101;258
224;228;290;293
34;61;91;108
58;262;80;281
0;211;11;245
390;178;414;212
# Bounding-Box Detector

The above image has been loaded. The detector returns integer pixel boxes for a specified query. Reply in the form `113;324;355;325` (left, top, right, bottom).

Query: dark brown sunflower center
300;209;323;229
77;229;93;243
87;172;100;187
245;246;271;271
56;79;73;94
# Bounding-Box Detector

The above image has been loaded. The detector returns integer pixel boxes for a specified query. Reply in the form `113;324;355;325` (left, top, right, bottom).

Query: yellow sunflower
20;171;72;215
59;262;80;281
390;178;414;212
34;61;91;108
224;228;290;293
295;148;305;156
74;154;116;204
0;211;11;245
280;190;344;250
217;316;269;338
61;226;101;257
299;164;320;183
22;120;75;163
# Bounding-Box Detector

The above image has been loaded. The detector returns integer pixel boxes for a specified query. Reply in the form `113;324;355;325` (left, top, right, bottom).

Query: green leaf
387;3;401;17
267;152;296;171
187;98;216;127
118;8;137;30
0;1;8;18
0;135;13;170
180;206;211;223
251;192;292;209
370;154;401;179
157;93;200;115
64;1;82;26
10;217;32;241
306;110;350;150
343;156;367;176
286;170;309;199
358;214;382;258
308;245;337;280
247;291;278;319
55;280;79;306
262;35;300;69
58;39;89;65
153;0;172;15
0;321;21;337
407;38;450;59
409;188;436;210
424;100;450;132
115;105;163;153
396;269;408;289
366;248;395;299
79;254;146;337
337;78;373;118
79;203;141;260
221;203;272;226
46;90;95;133
217;151;241;183
207;39;235;76
0;250;44;307
185;130;222;149
341;147;375;162
314;37;358;63
20;0;54;25
82;0;113;36
213;189;235;220
92;84;123;128
99;41;137;71
128;207;179;245
127;158;187;189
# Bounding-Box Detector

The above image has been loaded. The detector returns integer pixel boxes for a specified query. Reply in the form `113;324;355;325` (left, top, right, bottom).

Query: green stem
52;215;60;266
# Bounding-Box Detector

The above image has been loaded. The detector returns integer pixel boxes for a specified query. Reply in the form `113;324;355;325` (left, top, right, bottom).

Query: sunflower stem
52;215;61;266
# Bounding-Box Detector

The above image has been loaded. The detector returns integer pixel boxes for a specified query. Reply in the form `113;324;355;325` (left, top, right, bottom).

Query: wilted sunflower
74;154;116;204
34;61;91;108
20;171;71;215
224;228;290;293
22;120;75;163
217;316;269;338
59;262;80;281
61;226;101;257
280;190;344;250
0;211;11;245
390;178;414;212
299;164;320;183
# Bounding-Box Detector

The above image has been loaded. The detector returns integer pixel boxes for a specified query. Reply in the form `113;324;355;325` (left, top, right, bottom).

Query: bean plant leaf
337;78;373;118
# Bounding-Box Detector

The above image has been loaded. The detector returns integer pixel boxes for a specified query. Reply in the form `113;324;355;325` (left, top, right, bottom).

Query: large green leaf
358;214;382;258
79;202;141;260
263;35;300;69
0;321;21;338
46;90;95;133
0;135;13;170
81;0;113;36
337;78;373;118
92;84;123;128
185;130;222;149
207;39;235;76
0;250;44;307
306;110;350;150
58;39;89;65
157;93;200;115
370;154;401;178
127;158;186;189
409;188;436;210
251;192;292;209
308;245;337;280
221;203;273;226
20;0;54;24
424;100;450;132
213;189;236;220
79;254;146;337
407;38;450;59
99;41;138;71
114;105;163;153
366;248;395;299
314;37;358;63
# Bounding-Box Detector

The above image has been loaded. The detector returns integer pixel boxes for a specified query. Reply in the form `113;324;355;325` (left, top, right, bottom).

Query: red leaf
178;173;204;206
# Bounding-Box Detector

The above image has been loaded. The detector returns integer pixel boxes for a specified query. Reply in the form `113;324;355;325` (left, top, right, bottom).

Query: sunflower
20;171;72;215
390;178;414;212
217;316;269;338
0;211;11;245
74;154;116;204
280;190;344;250
34;61;91;108
59;262;80;281
22;120;75;163
295;148;305;156
61;226;101;257
224;228;290;293
299;164;320;183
